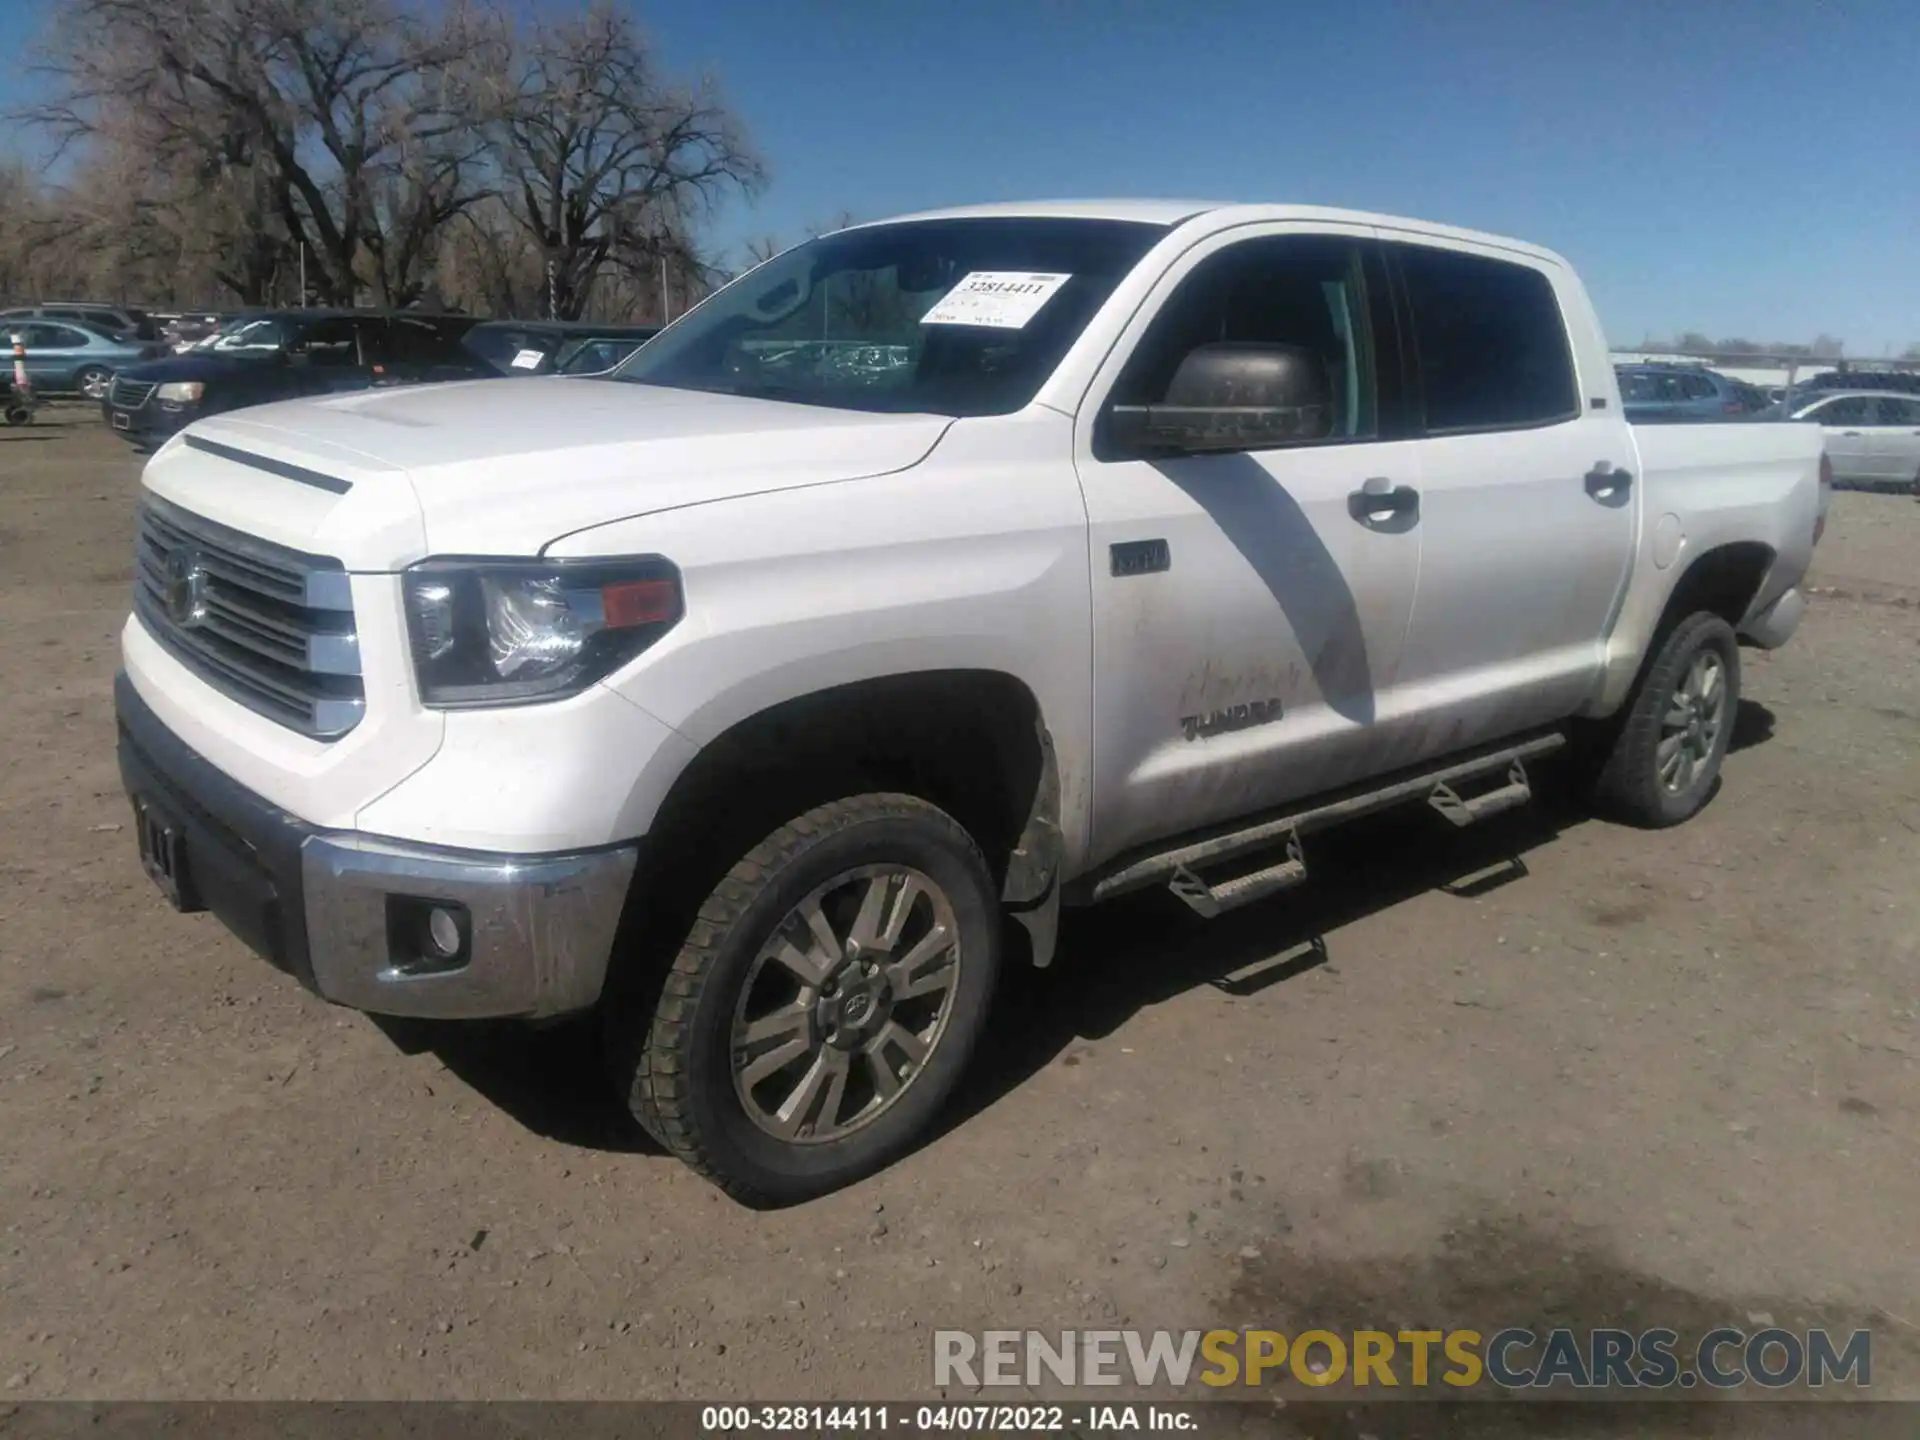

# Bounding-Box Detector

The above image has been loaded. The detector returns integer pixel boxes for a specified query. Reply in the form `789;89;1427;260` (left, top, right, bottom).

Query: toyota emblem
164;549;210;628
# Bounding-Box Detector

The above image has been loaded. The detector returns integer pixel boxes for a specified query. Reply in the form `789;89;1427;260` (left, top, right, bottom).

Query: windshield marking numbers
920;271;1072;330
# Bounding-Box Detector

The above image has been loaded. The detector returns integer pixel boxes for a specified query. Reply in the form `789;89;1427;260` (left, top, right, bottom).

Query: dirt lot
1;409;1916;1410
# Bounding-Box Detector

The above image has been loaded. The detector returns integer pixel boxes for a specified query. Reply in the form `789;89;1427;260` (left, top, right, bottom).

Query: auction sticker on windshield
921;272;1071;329
510;349;546;369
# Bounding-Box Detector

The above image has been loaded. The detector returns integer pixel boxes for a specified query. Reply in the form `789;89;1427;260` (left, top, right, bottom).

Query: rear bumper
1738;586;1806;650
115;671;637;1019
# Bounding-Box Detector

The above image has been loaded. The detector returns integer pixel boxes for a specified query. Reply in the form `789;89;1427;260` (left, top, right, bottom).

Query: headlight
155;381;205;403
402;558;683;707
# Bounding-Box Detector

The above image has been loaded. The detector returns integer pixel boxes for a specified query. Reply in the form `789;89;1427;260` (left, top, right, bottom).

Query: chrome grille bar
132;494;364;739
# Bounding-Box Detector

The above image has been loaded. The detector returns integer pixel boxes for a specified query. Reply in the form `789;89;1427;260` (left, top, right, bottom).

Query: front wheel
1589;611;1740;827
603;793;1002;1205
74;366;112;402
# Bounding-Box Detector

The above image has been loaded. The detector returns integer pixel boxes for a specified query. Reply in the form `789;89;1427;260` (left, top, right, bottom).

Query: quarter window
1393;245;1579;432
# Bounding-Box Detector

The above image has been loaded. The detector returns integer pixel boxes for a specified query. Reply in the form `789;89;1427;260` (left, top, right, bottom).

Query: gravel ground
1;410;1915;1413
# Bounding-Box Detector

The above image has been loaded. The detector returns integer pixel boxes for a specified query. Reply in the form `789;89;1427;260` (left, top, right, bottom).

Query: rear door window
1815;396;1874;426
1391;244;1579;433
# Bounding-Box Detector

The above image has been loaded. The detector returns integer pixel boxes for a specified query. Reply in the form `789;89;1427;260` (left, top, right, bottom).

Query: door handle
1585;463;1633;500
1348;476;1418;527
1840;430;1863;437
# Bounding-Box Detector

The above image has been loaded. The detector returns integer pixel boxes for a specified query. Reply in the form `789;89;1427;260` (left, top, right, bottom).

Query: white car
1782;389;1920;492
114;200;1827;1202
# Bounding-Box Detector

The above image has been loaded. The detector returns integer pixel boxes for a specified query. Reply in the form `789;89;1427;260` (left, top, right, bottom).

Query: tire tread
1591;610;1739;827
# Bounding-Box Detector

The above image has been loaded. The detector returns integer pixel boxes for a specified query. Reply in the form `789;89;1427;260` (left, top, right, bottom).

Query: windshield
612;217;1167;416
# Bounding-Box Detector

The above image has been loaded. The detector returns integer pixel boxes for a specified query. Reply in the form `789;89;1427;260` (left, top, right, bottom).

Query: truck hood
139;378;953;568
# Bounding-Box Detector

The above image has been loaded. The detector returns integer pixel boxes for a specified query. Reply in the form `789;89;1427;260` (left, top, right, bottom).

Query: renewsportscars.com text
933;1327;1872;1391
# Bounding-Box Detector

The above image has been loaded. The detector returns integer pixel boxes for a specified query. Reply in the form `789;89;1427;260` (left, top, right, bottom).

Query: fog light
426;906;462;958
386;896;471;973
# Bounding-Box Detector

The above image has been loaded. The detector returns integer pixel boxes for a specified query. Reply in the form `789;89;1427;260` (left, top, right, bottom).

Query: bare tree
20;0;497;307
740;235;786;268
479;0;763;319
6;0;761;319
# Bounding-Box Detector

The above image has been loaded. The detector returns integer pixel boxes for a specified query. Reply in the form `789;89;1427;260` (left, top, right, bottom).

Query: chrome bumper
302;834;637;1020
1739;586;1806;650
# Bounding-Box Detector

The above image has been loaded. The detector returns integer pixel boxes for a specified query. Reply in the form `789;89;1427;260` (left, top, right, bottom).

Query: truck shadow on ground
390;702;1778;1162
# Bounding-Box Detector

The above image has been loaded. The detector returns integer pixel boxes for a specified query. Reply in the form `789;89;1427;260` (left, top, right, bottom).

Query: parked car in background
1;303;160;343
0;318;162;400
1763;389;1920;492
1792;368;1920;397
1615;364;1761;422
101;310;492;448
461;320;661;377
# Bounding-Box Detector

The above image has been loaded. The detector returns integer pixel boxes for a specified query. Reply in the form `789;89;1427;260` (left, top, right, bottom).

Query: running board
1169;830;1306;918
1086;731;1566;907
1429;759;1533;828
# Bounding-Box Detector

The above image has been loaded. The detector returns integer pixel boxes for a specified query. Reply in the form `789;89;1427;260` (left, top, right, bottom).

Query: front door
1382;238;1637;753
1074;226;1423;868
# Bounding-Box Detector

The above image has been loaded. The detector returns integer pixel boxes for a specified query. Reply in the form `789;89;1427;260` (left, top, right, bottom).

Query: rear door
1677;370;1727;419
1865;395;1920;486
1383;238;1636;755
1808;395;1876;482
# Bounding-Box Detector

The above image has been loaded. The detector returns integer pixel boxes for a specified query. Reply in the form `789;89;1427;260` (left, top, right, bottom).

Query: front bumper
101;398;196;445
115;672;636;1020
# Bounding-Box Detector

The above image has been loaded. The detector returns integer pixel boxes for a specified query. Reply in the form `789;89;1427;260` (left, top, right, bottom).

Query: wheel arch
621;668;1065;969
1659;540;1777;638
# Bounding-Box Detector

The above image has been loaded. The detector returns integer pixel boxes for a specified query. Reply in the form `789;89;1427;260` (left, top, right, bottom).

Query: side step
1429;759;1533;828
1087;731;1566;911
1169;829;1305;919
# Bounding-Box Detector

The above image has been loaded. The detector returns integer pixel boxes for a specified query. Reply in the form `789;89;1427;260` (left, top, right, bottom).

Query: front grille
133;495;364;739
110;377;156;410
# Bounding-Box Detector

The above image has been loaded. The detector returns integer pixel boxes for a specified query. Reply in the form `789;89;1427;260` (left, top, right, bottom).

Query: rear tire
74;366;111;402
1588;611;1740;827
602;793;1001;1206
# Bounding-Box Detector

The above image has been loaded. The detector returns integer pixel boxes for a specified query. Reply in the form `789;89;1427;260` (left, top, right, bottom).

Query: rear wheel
603;793;1001;1205
74;366;111;402
1588;611;1740;827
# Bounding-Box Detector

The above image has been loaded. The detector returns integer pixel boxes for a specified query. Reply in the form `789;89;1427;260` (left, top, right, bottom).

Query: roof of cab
854;198;1567;268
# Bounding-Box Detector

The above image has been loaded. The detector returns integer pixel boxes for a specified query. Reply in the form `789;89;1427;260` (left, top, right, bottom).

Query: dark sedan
102;310;491;448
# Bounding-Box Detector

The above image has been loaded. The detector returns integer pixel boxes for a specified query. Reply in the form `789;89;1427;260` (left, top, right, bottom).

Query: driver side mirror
1107;342;1333;455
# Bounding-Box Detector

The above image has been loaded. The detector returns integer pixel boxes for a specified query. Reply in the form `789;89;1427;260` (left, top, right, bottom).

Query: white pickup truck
116;201;1827;1203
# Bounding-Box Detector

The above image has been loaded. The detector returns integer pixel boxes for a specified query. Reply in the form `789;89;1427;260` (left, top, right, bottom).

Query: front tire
604;793;1001;1205
1590;611;1740;827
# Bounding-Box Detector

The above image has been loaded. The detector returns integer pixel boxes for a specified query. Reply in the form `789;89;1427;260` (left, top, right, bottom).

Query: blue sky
8;0;1916;351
